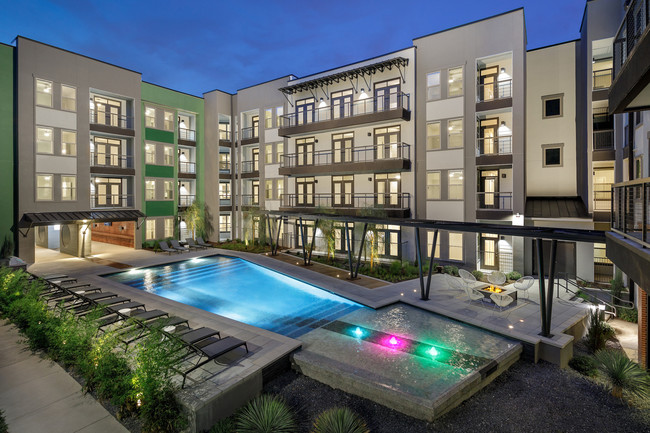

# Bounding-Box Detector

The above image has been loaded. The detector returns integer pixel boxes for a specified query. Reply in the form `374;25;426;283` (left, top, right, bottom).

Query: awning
525;197;589;219
279;57;409;95
18;210;146;229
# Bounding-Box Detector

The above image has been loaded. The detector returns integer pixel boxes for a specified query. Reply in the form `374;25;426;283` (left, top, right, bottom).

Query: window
145;180;156;200
635;156;643;179
449;232;463;261
265;108;273;128
276;142;284;163
145;220;156;240
219;153;230;171
543;144;563;167
36;127;53;154
220;215;231;233
448;67;463;97
276;106;284;128
164;111;174;131
635;111;642;126
276;179;284;201
163;180;174;200
448;170;464;199
163;146;174;166
164;218;174;238
427;231;441;259
426;121;441;150
542;95;563;118
265;180;273;199
426;71;441;101
219;122;231;141
36;79;52;107
145;107;156;128
219;182;231;200
36;174;53;200
426;171;441;200
145;143;156;164
265;144;273;164
61;85;76;111
61;176;76;201
448;119;463;148
61;131;77;156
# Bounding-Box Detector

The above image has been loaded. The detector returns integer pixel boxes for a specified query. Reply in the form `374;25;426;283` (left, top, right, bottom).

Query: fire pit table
476;284;517;304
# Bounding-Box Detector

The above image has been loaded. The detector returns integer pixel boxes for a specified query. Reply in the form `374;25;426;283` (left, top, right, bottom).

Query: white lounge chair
514;276;535;299
487;271;506;286
464;287;484;305
490;292;514;311
446;274;465;291
458;269;477;287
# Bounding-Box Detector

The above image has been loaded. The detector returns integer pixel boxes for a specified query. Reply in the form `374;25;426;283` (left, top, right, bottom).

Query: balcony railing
219;130;231;141
178;194;195;207
279;92;410;128
241;194;259;206
91;194;134;209
179;161;196;174
281;143;410;168
594;182;613;211
241;160;259;173
219;161;231;171
282;192;410;210
476;79;512;103
90;152;134;169
241;127;259;140
476;192;513;211
89;109;133;129
179;128;196;141
593;130;615;151
613;0;649;77
475;136;512;157
593;68;613;90
612;178;650;245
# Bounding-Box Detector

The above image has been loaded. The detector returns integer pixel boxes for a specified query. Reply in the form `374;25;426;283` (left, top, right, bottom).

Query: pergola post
536;238;548;336
425;229;438;299
353;223;368;278
545;239;558;336
307;218;318;265
345;222;354;278
299;217;308;265
415;227;426;300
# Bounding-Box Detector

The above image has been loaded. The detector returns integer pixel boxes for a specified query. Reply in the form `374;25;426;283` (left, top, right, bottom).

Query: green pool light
428;347;438;357
353;327;364;338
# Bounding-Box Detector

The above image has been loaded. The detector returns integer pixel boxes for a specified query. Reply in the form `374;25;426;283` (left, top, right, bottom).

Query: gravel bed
264;361;650;433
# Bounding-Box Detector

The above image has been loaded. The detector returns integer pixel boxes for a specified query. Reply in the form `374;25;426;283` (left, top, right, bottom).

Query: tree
180;201;213;240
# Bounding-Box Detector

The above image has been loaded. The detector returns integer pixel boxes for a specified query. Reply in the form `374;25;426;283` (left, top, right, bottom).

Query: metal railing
476;79;512;102
90;152;134;169
612;177;650;246
279;92;410;128
178;194;195;207
593;68;613;90
594;182;613;211
179;161;196;174
241;126;259;140
89;109;133;129
613;0;649;77
282;192;410;209
91;194;134;208
241;194;259;206
281;142;410;168
475;136;512;157
219;130;231;141
593;130;614;150
241;160;259;173
219;161;231;171
556;272;618;318
476;192;513;211
179;128;196;141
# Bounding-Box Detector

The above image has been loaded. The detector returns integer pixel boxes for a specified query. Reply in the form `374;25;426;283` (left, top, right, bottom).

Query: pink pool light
382;335;406;350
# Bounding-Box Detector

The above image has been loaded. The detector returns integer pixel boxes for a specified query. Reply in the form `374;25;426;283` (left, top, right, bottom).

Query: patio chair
514;276;535;299
196;237;214;248
180;336;249;388
458;269;477;287
158;241;179;254
490;292;514;311
487;271;506;286
446;274;465;291
185;238;207;250
170;239;190;252
464;287;484;305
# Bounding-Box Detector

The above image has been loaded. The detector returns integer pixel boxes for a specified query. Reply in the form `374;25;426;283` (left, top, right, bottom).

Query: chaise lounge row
158;237;214;254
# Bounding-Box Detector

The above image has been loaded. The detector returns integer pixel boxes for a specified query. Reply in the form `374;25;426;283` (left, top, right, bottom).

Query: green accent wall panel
145;201;176;217
145;165;174;178
145;128;175;144
0;44;14;249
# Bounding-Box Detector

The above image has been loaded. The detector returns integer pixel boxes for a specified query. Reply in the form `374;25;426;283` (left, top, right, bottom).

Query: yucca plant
312;407;370;433
237;394;296;433
584;308;615;353
594;350;650;399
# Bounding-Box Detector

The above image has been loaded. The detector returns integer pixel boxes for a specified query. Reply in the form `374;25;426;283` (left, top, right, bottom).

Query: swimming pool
103;255;364;338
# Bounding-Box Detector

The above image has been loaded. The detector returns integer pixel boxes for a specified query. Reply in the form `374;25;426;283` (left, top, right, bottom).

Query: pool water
103;255;364;338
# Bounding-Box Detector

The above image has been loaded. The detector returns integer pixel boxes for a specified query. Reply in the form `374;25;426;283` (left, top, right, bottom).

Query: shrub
443;265;459;276
0;409;8;433
0;235;13;259
237;394;296;433
49;311;98;367
209;417;236;433
618;308;638;323
569;355;598;377
389;261;402;275
471;270;484;281
595;350;650;399
311;407;369;433
610;271;624;305
584;308;616;353
507;271;522;281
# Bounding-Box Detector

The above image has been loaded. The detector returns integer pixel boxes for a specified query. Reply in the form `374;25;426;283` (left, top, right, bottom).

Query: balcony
610;0;650;113
593;129;615;162
90;152;135;175
279;143;411;176
476;192;513;220
476;79;512;112
279;192;411;218
593;68;613;90
241;126;259;145
594;182;613;221
178;160;196;178
91;194;134;209
278;92;411;137
475;137;512;166
178;194;195;208
178;128;196;145
241;160;259;176
89;109;134;136
219;161;231;172
219;130;232;146
241;194;259;207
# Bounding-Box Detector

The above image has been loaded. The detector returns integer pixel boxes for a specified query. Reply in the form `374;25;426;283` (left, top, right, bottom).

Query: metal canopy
18;210;146;229
278;57;409;95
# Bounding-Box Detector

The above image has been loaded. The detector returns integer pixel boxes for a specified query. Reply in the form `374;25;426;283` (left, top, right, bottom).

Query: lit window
542;95;563;118
426;71;441;101
163;146;174;166
448;118;463;148
163;180;174;200
61;85;76;111
276;178;284;200
276;106;284;127
145;180;156;200
219;153;230;171
36;79;52;107
145;107;156;128
145;219;156;240
449;232;463;261
543;145;563;167
265;108;273;128
426;121;441;150
164;218;174;238
61;176;76;201
145;143;156;164
219;182;231;200
426;171;441;200
164;111;174;131
448;170;464;200
219;214;231;233
36;127;53;154
265;180;273;199
427;231;441;259
61;131;77;156
36;174;53;200
276;142;284;163
265;144;273;164
448;67;463;97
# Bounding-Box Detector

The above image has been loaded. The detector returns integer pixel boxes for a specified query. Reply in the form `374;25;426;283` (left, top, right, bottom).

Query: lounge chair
170;239;190;252
464;287;484;305
487;271;506;286
158;241;179;254
196;237;213;248
446;274;465;291
180;336;248;388
458;269;477;287
185;238;207;250
514;276;534;299
490;292;514;311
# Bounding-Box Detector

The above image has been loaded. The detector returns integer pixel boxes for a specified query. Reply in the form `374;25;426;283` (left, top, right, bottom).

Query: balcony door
375;173;400;207
374;78;400;112
296;98;315;125
296;177;315;206
332;175;353;207
252;148;259;171
93;96;121;127
332;132;353;163
252;116;259;138
331;89;353;119
479;118;498;155
479;169;499;209
95;178;122;207
480;233;499;270
479;66;499;101
94;136;121;167
251;180;259;205
296;138;314;166
374;126;400;160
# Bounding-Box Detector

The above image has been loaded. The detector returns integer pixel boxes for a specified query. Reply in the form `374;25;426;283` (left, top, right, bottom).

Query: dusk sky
0;0;588;96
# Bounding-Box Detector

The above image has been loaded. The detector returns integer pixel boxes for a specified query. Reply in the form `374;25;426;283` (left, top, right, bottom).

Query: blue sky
0;0;588;96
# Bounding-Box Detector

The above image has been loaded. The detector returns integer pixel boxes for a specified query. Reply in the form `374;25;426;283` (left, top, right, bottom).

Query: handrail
89;109;133;129
593;130;614;150
475;136;512;156
476;78;512;102
241;126;259;140
219;130;231;141
91;194;134;209
178;194;195;207
555;272;617;318
613;0;649;78
178;128;196;141
476;192;513;210
90;152;133;169
179;161;196;174
281;142;411;168
592;68;613;90
241;160;259;173
282;192;411;209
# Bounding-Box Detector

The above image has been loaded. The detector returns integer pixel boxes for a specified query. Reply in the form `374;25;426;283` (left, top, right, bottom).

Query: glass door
375;174;400;207
332;133;353;163
481;233;499;270
331;89;353;119
374;126;400;160
252;148;259;171
374;79;400;112
480;170;499;209
332;175;353;207
479;66;499;101
296;138;314;166
479;118;498;155
296;98;315;125
296;177;315;206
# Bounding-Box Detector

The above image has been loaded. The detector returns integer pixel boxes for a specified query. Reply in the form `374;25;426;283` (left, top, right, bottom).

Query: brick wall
639;286;648;369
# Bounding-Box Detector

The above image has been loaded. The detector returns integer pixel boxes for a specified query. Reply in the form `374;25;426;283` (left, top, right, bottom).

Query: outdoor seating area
157;238;215;254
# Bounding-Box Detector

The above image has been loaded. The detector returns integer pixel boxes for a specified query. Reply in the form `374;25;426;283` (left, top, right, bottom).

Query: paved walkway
0;320;128;433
